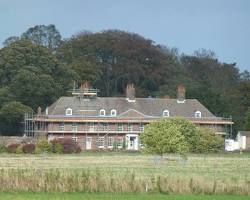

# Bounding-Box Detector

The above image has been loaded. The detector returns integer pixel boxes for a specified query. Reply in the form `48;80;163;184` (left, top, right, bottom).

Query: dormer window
163;109;169;117
195;111;202;118
100;109;106;116
111;109;117;117
65;108;72;116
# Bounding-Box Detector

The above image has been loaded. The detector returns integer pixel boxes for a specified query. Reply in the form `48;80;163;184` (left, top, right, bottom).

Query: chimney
45;107;49;115
37;106;42;116
177;84;185;101
126;83;135;101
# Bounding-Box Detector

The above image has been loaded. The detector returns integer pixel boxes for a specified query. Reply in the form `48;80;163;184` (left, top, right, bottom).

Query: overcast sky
0;0;249;71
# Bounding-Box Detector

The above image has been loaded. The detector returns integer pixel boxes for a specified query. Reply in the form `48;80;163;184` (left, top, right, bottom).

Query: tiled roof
47;96;215;118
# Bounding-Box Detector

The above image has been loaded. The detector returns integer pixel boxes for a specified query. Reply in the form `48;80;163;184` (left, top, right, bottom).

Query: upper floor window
195;111;202;118
118;123;123;131
72;122;77;132
59;122;64;131
111;109;117;116
128;124;133;132
139;124;144;132
100;109;106;116
162;109;169;117
65;108;72;116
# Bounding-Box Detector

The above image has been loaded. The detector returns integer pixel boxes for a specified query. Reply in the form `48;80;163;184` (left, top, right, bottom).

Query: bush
75;145;82;154
51;138;81;154
35;139;52;153
194;127;224;153
6;143;20;153
16;145;23;154
0;144;6;153
22;143;35;154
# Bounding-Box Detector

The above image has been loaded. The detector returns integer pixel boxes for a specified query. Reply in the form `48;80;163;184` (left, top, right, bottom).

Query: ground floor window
107;137;114;148
116;137;123;149
98;137;105;148
86;137;92;149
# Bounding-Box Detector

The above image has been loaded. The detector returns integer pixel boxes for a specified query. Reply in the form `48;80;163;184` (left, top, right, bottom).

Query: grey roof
239;131;250;136
47;96;215;118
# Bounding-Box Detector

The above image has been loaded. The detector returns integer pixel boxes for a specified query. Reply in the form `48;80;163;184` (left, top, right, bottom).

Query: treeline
0;24;249;135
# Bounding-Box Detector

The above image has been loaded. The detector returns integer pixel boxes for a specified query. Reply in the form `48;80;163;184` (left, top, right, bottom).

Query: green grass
0;152;250;194
0;193;249;200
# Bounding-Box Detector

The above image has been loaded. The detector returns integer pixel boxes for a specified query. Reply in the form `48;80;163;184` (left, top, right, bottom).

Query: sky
0;0;250;71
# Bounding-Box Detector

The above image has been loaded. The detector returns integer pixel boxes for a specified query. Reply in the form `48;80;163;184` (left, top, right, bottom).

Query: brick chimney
37;106;42;116
177;84;185;101
126;83;135;101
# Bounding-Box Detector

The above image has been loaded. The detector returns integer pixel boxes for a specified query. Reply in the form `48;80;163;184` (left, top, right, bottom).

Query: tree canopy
0;24;249;135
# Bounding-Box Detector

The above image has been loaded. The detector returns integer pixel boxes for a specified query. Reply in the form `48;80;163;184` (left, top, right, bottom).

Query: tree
140;119;189;156
0;39;76;109
21;24;62;49
244;108;250;130
3;36;20;46
0;101;33;136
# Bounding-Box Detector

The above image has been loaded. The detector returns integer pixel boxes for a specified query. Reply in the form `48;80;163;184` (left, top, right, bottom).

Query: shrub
194;127;224;153
0;144;6;153
75;145;82;154
22;143;35;154
16;145;23;154
51;138;81;154
6;143;20;153
35;139;52;153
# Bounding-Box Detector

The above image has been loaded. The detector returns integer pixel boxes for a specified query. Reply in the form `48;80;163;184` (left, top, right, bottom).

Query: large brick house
25;83;233;150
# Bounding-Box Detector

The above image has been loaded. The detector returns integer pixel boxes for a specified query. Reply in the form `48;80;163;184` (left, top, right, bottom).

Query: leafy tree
0;101;33;136
3;36;20;46
167;117;200;152
244;108;250;130
21;24;62;49
140;119;189;156
0;39;76;109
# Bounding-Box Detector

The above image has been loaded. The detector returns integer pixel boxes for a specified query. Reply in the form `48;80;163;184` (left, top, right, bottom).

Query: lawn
0;193;249;200
0;152;249;195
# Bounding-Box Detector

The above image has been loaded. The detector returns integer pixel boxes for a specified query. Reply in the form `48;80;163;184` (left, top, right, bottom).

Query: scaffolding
24;113;48;139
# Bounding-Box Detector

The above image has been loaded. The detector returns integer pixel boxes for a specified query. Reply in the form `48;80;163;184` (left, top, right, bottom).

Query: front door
126;134;138;150
86;137;92;150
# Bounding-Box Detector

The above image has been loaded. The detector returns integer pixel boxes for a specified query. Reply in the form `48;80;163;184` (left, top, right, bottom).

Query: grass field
0;192;249;200
0;152;249;195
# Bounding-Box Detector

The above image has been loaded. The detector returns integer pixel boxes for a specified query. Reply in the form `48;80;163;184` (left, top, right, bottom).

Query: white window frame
110;109;117;117
89;123;95;132
72;122;77;132
107;137;114;148
98;137;105;148
100;109;106;116
128;124;133;132
117;138;123;149
65;108;72;116
195;111;202;118
139;124;144;132
59;122;65;131
163;109;169;117
118;124;123;131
